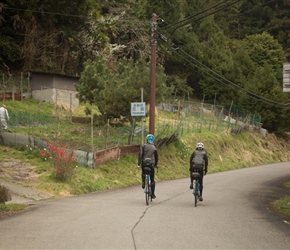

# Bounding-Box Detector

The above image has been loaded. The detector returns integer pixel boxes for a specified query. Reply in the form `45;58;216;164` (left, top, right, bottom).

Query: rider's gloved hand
204;169;208;175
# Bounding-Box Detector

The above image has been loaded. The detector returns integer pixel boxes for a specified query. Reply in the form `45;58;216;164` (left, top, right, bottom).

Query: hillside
1;125;290;219
2;1;290;132
1;129;290;196
1;98;290;219
1;99;290;192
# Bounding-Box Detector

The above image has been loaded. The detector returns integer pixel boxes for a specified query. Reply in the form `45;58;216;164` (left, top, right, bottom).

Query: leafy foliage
0;0;99;74
2;0;290;132
77;57;173;119
0;184;10;203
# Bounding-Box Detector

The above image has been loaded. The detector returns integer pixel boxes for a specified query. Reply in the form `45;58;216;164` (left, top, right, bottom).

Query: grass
0;203;29;218
272;196;290;219
0;99;290;219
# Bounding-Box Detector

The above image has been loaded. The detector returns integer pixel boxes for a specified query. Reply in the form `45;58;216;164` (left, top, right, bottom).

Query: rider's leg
189;165;194;189
189;172;194;189
141;168;145;189
150;167;156;197
199;171;204;196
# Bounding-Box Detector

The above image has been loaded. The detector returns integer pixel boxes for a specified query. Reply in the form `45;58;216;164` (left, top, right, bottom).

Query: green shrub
0;184;11;203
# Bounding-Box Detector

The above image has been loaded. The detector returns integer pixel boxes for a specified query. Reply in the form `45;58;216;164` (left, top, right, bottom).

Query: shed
30;71;80;107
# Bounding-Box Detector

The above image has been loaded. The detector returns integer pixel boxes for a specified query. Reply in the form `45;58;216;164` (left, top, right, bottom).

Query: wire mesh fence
3;96;263;152
0;73;31;101
155;98;262;139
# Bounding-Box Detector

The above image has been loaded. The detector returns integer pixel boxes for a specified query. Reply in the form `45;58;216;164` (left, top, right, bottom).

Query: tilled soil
0;159;40;183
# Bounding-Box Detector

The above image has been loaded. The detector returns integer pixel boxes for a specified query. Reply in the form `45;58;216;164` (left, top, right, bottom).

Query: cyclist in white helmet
189;142;208;201
137;134;158;199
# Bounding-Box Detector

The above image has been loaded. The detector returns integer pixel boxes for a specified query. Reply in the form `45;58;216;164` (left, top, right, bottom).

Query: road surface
0;162;290;249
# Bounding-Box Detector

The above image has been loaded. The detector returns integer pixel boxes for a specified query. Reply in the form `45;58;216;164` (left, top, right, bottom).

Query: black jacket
138;143;158;167
189;149;208;170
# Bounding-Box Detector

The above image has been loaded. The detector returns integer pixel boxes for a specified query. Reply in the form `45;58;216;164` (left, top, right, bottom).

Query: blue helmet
146;134;155;144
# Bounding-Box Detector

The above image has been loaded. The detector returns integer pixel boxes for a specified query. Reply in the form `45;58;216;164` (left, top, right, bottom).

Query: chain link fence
2;94;265;152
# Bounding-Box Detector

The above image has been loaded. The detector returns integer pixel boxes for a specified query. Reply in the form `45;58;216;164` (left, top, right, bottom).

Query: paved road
0;162;290;249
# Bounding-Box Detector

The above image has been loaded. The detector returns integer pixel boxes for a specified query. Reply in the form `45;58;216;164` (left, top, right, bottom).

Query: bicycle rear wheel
193;180;198;207
145;176;150;206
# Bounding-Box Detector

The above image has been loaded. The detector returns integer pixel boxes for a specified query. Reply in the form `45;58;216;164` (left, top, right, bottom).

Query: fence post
91;113;94;151
2;74;5;101
227;101;233;131
20;72;23;101
105;119;109;149
216;106;224;132
199;96;204;133
70;93;72;122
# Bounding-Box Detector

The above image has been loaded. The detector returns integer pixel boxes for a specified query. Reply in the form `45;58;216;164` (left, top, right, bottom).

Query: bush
46;141;76;181
0;184;11;203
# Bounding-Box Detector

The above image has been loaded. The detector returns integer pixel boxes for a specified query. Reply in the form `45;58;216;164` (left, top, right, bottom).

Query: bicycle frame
191;171;201;207
192;179;200;207
144;173;152;205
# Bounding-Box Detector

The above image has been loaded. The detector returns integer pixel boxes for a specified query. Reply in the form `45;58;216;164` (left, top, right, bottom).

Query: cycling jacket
138;143;158;167
189;149;208;169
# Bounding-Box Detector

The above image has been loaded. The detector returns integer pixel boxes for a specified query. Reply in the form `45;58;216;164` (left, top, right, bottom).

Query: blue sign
131;102;146;116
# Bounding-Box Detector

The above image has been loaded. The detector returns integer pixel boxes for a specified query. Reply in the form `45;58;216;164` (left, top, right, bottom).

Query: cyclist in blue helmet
189;142;208;202
137;134;159;199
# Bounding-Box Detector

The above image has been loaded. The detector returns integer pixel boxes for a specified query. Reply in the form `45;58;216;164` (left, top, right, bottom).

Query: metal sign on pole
131;102;146;116
283;63;290;92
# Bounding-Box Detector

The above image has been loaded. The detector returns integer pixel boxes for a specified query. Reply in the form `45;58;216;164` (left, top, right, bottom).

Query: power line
159;0;227;30
164;22;273;84
156;1;290;108
2;6;88;18
159;39;290;109
157;0;273;86
160;0;241;34
157;0;262;77
2;6;151;26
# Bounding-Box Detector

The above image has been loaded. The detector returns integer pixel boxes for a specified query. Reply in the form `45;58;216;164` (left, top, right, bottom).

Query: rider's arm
154;149;158;167
189;151;195;164
204;153;208;168
204;153;208;173
137;145;144;166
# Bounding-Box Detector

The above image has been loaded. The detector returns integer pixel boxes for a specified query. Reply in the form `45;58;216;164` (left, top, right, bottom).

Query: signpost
283;63;290;92
131;102;146;116
131;101;146;144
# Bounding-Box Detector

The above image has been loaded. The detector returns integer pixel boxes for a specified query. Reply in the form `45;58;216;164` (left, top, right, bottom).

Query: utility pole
149;13;157;135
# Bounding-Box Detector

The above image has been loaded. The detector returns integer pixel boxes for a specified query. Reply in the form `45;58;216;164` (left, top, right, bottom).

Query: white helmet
196;142;204;150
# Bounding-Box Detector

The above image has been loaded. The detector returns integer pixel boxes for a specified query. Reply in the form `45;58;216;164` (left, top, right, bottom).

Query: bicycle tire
145;176;150;206
194;180;198;207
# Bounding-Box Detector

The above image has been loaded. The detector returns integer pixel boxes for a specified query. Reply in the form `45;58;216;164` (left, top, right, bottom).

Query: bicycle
191;170;201;207
143;166;152;206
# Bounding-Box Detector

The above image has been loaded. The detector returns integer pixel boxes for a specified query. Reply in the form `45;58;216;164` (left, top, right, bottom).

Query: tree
0;0;98;74
77;57;173;119
241;32;285;72
235;33;289;131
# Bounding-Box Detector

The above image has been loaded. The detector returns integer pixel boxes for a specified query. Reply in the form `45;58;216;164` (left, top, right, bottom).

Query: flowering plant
40;148;51;161
46;141;76;181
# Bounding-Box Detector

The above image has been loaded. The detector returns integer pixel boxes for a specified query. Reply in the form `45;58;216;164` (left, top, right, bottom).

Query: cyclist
189;142;208;201
137;134;158;199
